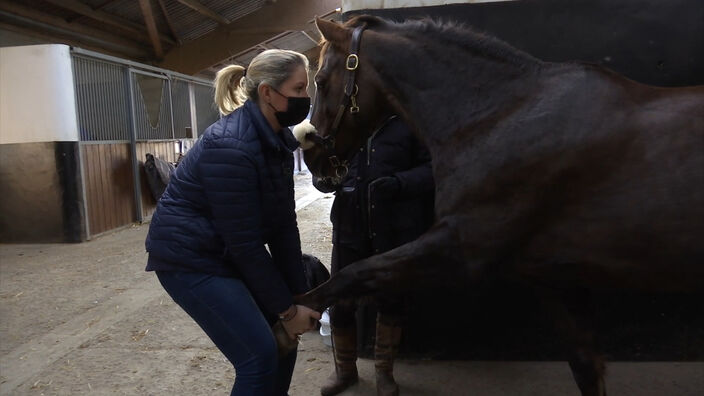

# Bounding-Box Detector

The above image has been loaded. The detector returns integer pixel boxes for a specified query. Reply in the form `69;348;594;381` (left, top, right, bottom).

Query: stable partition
80;143;134;237
0;44;219;242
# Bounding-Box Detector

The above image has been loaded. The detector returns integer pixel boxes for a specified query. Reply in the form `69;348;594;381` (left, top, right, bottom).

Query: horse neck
366;28;542;147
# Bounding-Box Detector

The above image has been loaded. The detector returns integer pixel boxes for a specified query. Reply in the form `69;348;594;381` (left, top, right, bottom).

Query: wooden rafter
0;1;148;56
156;0;181;44
43;0;175;45
94;0;120;9
0;20;148;59
175;0;229;25
300;30;321;45
138;0;163;57
159;0;339;74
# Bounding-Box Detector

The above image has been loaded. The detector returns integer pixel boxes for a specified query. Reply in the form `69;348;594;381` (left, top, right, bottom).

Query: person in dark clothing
145;49;321;396
313;116;434;396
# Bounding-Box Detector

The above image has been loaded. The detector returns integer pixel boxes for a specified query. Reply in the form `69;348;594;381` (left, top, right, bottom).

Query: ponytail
214;65;246;115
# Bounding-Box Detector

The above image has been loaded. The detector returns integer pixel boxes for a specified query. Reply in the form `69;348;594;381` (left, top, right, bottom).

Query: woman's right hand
280;304;321;340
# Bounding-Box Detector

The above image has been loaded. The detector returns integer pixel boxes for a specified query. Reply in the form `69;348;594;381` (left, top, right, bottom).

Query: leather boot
320;326;358;396
375;314;402;396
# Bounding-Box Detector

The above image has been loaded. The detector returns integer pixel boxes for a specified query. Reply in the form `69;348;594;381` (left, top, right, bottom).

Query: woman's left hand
280;304;321;339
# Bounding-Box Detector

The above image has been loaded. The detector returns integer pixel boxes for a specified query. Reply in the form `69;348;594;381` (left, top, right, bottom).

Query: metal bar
188;82;198;138
79;140;131;145
123;68;168;80
126;69;144;223
72;61;92;240
135;139;181;143
167;78;176;139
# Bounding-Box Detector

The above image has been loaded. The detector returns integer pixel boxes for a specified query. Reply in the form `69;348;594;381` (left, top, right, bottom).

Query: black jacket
315;116;434;256
146;100;307;316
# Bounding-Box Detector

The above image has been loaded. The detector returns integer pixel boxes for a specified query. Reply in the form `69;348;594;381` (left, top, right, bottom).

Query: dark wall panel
347;0;704;87
0;142;84;242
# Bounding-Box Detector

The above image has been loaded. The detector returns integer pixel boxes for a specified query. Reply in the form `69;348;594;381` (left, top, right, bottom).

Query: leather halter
311;24;367;179
328;24;366;144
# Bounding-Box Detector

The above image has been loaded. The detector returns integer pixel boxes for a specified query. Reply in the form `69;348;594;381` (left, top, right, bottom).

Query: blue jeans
156;271;297;396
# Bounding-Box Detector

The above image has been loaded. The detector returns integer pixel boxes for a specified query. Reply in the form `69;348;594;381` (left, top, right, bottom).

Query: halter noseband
312;23;367;179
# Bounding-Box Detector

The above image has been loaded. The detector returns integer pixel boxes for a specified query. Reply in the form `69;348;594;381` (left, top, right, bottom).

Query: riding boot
320;326;358;396
375;314;402;396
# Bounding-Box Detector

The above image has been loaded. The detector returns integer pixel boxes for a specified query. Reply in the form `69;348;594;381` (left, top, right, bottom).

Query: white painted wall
0;44;79;144
342;0;515;12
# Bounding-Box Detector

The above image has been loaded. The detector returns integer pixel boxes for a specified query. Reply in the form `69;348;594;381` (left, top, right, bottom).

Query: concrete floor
1;174;702;395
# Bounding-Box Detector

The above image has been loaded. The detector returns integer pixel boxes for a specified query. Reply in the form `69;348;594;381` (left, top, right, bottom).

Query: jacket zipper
365;115;397;242
366;133;377;236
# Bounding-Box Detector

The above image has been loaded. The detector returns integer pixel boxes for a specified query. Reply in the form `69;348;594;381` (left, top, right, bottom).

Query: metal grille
133;73;173;140
171;79;192;138
72;56;130;141
193;83;219;135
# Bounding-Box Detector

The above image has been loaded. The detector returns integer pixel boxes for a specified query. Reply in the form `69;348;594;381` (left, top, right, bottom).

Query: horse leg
297;218;467;312
540;289;606;396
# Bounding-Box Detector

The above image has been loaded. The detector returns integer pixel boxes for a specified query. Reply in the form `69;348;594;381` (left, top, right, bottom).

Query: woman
313;116;435;396
145;49;320;395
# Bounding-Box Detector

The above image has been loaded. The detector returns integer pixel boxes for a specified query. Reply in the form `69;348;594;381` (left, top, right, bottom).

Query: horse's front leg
297;218;466;312
539;288;606;396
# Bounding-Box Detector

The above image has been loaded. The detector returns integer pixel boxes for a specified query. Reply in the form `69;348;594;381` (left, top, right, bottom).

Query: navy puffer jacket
145;100;307;316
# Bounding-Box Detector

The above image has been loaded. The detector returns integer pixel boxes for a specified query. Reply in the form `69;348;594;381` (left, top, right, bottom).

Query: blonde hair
214;49;309;115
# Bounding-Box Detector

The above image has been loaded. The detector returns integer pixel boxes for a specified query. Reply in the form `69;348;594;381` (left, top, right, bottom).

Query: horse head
304;16;397;180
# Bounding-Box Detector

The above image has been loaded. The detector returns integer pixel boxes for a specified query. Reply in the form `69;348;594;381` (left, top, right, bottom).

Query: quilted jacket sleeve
198;139;293;315
268;196;308;296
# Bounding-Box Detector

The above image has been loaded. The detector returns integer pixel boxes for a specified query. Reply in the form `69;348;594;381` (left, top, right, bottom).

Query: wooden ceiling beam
94;0;120;9
156;0;181;44
43;0;175;45
0;19;149;59
159;0;339;75
0;1;149;56
174;0;229;25
138;0;163;58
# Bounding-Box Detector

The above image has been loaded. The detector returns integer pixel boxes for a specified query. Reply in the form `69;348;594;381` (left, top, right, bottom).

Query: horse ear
315;17;349;44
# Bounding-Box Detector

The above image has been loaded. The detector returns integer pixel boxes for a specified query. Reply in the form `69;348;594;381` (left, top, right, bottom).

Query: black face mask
268;87;311;127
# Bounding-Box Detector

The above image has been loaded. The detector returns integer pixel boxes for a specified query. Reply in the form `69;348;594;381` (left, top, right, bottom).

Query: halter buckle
346;54;359;71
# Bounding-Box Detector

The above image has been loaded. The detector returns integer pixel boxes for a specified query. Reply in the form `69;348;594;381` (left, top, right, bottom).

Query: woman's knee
234;337;278;383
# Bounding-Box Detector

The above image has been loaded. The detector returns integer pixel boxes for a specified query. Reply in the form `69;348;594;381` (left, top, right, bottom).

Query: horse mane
344;15;541;69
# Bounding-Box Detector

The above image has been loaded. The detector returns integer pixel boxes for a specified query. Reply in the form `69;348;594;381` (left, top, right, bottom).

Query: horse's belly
520;214;704;292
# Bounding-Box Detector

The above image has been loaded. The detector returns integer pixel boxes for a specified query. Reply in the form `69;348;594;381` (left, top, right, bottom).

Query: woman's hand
280;304;321;340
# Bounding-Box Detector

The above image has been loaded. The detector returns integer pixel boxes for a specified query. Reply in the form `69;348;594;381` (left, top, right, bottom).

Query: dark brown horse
299;15;704;396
